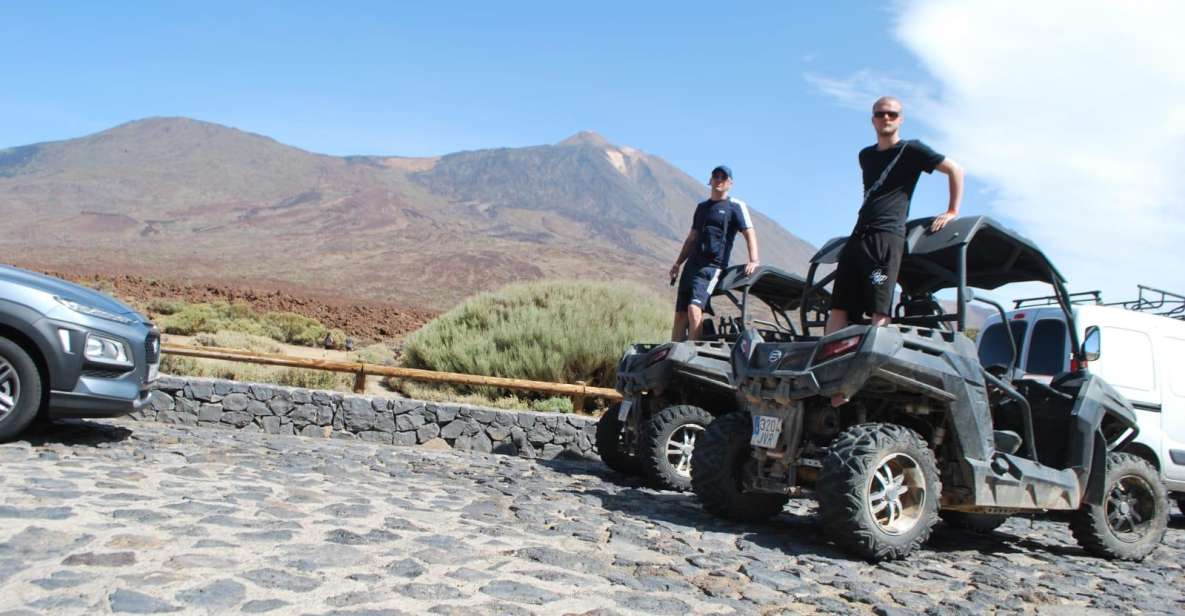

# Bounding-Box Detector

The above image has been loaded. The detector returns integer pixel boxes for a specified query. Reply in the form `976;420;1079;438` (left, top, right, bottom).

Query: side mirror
1082;326;1101;362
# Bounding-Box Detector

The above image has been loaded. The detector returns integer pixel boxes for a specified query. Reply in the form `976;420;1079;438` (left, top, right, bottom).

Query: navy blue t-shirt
857;139;945;235
691;197;753;267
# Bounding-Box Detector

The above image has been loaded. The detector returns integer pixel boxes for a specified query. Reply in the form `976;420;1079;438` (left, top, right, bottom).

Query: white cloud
814;1;1185;304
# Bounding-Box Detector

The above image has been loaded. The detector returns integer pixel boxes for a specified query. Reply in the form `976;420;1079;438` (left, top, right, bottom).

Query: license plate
750;415;783;449
617;399;633;421
147;363;159;383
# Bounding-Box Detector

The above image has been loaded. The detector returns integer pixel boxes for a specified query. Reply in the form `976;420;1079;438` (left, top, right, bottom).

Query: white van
977;286;1185;507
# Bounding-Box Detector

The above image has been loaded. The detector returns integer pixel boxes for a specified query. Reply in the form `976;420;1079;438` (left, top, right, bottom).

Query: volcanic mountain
0;118;816;309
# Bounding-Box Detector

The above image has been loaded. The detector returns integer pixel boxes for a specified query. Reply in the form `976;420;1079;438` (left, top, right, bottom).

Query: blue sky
3;2;1181;301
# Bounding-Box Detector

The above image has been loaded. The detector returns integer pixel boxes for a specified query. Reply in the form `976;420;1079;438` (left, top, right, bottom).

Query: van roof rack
1107;285;1185;321
1013;290;1102;309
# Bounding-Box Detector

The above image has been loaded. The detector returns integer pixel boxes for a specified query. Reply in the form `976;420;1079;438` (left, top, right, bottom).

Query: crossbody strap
863;142;909;204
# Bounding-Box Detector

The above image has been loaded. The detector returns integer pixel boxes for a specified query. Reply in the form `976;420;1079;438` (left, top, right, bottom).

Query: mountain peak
557;130;611;148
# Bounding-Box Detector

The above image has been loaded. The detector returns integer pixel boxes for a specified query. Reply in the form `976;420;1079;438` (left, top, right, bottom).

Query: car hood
0;265;138;317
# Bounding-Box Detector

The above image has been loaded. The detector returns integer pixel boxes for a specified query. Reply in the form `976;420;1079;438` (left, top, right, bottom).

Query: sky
2;1;1181;304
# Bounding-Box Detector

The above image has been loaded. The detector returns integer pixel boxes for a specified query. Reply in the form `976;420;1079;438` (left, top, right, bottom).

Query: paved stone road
2;419;1184;615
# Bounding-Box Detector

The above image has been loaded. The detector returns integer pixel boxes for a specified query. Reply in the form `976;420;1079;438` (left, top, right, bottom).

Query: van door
1158;336;1185;482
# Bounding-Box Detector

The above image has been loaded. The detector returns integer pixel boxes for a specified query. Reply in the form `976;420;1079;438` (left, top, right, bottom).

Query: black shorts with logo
830;230;905;318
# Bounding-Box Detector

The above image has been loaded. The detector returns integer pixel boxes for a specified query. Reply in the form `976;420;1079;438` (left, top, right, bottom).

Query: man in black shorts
670;165;760;341
826;96;964;403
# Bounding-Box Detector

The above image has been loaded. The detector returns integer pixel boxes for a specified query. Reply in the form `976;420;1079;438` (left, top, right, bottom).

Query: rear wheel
644;404;715;491
940;511;1008;533
1070;452;1167;561
595;404;642;476
0;337;44;443
690;411;789;521
818;423;941;562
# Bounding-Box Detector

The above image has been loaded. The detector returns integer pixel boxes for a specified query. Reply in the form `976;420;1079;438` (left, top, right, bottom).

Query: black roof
810;216;1065;295
714;264;821;312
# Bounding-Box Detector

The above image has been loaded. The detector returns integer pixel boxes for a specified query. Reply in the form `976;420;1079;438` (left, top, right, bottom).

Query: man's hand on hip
669;263;681;284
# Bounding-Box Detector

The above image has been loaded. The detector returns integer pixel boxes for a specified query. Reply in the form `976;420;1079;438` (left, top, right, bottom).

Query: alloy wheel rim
1105;474;1157;542
0;357;20;421
666;424;704;478
866;452;927;535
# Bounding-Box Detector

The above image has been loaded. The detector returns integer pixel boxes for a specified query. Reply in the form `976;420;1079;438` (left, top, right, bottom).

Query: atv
597;264;826;491
691;216;1168;561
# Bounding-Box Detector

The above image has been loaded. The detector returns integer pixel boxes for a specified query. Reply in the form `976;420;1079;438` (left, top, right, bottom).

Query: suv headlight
55;297;135;325
85;334;132;365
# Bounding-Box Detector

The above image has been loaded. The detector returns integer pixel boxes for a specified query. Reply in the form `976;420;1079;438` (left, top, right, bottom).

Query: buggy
691;216;1168;561
597;264;825;491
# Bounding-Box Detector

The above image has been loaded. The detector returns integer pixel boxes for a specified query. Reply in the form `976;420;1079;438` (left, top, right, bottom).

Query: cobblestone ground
2;419;1184;615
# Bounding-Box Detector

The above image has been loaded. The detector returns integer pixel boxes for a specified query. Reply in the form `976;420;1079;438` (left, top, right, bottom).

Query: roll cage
799;216;1088;361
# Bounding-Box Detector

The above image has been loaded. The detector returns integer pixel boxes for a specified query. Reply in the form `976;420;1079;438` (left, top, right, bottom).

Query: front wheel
690;411;789;521
0;337;44;443
595;404;643;476
1070;452;1167;561
817;423;941;562
643;404;715;491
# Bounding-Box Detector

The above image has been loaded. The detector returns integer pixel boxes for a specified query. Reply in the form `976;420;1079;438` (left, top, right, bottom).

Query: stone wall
135;376;600;460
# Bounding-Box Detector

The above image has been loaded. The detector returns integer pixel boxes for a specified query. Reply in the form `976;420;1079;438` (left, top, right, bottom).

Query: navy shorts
675;262;722;312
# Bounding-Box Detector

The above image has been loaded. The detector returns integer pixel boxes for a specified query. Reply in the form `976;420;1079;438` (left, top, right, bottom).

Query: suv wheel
940;511;1008;533
0;337;44;443
1070;452;1167;561
818;423;941;562
595;404;643;476
644;404;715;491
690;411;789;521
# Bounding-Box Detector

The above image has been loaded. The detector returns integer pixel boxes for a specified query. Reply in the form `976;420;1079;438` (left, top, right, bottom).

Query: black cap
711;165;733;180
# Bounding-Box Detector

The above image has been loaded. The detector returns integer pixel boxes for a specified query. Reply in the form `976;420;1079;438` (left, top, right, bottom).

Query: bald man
825;96;964;404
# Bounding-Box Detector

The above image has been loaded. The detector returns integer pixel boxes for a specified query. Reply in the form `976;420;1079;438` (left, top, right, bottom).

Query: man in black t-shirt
669;165;760;341
826;97;964;403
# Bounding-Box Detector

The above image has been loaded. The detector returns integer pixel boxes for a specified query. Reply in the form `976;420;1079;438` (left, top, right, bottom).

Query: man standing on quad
825;96;965;404
669;165;760;341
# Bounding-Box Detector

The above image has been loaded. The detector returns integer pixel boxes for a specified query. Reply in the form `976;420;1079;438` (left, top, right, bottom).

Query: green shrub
193;330;285;354
399;280;668;407
159;301;346;346
146;298;186;316
352;342;397;365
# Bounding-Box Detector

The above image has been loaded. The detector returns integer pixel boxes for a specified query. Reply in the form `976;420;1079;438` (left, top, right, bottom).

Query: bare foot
830;393;848;408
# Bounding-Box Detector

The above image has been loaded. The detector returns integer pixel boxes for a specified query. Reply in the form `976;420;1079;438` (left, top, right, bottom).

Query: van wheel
643;404;715;492
0;337;44;443
1070;452;1167;561
595;405;642;476
940;511;1008;533
818;423;941;562
690;411;789;521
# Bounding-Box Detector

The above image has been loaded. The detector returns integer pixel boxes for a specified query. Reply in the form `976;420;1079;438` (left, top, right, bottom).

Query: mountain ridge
0;117;817;309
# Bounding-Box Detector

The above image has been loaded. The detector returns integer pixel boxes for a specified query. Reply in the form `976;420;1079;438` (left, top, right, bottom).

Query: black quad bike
691;216;1168;561
597;265;826;491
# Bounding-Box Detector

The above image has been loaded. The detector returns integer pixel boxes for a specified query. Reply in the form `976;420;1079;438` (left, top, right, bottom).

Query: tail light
815;335;863;363
648;347;671;365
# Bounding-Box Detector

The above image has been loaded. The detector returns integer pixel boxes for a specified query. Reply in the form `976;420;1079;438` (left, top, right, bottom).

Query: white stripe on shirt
731;197;753;230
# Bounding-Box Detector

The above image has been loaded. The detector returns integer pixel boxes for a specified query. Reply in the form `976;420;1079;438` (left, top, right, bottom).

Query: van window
978;321;1028;368
1026;319;1068;375
1093;327;1155;392
1164;337;1185;398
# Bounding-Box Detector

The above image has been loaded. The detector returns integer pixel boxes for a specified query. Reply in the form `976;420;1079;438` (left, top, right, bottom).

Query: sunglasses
873;110;900;120
710;174;730;181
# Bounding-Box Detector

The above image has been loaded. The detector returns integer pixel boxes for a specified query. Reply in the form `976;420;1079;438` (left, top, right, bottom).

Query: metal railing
162;343;622;413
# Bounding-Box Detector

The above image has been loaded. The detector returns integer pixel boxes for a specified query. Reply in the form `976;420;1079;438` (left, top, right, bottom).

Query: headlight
85;334;132;365
55;297;135;325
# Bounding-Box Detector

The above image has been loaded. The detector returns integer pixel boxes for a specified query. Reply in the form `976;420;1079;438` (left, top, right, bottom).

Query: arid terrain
0;118;818;311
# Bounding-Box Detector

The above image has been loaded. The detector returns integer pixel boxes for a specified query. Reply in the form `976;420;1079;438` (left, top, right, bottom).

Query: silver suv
0;265;159;441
